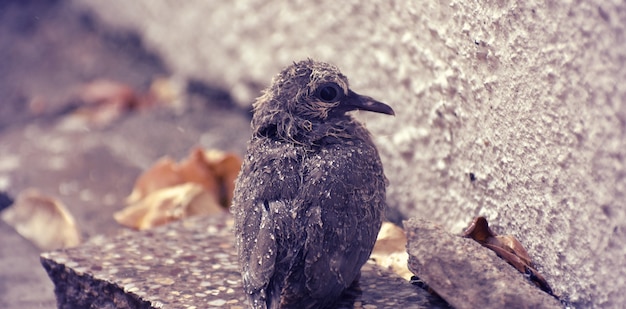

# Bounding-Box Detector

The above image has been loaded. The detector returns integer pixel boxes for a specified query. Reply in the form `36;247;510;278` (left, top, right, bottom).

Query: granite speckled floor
41;214;444;308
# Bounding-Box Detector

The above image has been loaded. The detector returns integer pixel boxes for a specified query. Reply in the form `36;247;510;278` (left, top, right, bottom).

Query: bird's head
251;59;394;141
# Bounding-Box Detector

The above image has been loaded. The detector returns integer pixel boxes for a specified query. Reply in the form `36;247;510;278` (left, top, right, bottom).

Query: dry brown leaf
75;79;142;126
177;148;221;193
204;149;242;207
126;156;185;205
79;79;138;107
370;222;413;280
115;183;225;230
126;148;241;206
463;216;553;295
60;79;159;128
1;189;81;251
118;148;242;230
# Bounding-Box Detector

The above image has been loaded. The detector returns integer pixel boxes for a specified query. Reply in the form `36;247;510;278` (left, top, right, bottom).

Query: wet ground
0;1;250;307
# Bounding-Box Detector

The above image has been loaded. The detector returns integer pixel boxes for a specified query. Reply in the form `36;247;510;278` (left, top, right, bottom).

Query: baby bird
232;59;394;309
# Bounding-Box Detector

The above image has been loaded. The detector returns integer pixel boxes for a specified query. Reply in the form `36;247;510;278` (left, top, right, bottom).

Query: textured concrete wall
72;0;626;307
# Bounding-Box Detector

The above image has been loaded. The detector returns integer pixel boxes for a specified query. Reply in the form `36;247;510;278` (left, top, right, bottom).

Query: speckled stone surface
405;217;562;309
41;214;444;308
41;214;243;309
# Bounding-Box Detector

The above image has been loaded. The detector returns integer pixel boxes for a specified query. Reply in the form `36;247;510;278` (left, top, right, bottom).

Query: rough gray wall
71;0;626;307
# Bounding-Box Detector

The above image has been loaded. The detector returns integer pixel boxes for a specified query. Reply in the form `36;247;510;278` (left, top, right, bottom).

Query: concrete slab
41;214;445;309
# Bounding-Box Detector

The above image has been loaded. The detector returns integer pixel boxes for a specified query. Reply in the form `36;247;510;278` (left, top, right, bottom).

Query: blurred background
0;1;252;307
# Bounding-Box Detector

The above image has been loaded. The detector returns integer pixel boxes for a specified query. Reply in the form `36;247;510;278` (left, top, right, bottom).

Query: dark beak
341;90;395;116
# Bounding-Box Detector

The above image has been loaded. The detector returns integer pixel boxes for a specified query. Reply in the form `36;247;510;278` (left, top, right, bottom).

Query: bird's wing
232;137;303;307
238;200;277;299
300;141;386;301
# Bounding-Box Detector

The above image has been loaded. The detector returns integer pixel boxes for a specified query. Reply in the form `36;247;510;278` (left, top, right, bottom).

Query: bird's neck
255;115;370;146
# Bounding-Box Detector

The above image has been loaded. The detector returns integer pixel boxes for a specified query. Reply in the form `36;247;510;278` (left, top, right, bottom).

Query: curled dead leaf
74;79;144;127
1;189;81;251
462;216;494;242
463;216;554;296
115;183;225;230
117;148;242;230
126;148;241;207
125;156;186;205
79;79;139;108
370;222;413;280
204;149;242;207
61;79;162;128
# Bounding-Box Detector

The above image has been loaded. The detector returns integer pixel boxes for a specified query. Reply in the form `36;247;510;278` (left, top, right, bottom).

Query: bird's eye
315;83;343;103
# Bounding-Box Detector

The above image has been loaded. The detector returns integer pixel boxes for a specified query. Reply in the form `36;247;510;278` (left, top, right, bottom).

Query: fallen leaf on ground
370;222;413;280
463;216;554;295
1;189;81;251
116;148;242;230
114;182;224;230
69;79;146;127
204;149;242;207
61;78;187;128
